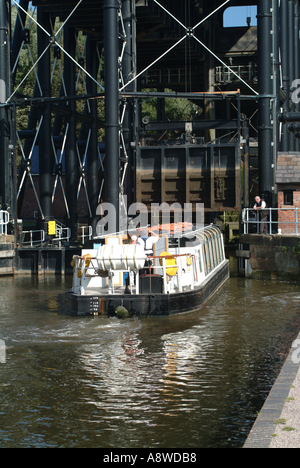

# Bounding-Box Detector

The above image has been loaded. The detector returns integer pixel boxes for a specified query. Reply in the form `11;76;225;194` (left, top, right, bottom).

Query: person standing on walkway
253;196;269;234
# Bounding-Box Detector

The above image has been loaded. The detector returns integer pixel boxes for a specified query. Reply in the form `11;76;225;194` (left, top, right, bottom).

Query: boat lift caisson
67;224;230;317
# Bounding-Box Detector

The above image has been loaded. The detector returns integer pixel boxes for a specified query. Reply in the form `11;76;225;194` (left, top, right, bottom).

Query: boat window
213;236;219;265
201;243;207;275
208;239;214;270
214;232;222;264
212;241;217;268
218;236;224;262
197;249;203;274
193;226;224;275
219;234;224;261
218;237;222;262
209;236;215;271
212;227;224;265
206;241;213;274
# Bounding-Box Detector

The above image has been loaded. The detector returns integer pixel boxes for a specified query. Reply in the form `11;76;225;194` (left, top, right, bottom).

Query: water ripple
0;275;300;447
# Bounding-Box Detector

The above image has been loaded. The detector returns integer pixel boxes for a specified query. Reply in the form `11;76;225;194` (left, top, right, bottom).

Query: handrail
20;225;71;247
0;211;9;235
52;227;71;246
72;252;198;295
22;230;45;247
243;207;300;235
78;225;92;244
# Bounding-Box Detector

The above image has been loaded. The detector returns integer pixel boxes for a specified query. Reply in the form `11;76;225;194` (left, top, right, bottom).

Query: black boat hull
67;260;230;317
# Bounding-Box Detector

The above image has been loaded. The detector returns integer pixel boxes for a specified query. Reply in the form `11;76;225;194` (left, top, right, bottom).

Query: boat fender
159;252;178;277
186;255;193;271
78;253;92;278
115;306;130;318
71;256;76;272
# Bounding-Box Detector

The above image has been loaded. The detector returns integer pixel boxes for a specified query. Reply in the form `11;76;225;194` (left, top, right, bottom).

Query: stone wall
238;234;300;282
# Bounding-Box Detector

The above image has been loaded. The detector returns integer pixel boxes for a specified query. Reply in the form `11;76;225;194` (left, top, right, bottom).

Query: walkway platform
244;331;300;448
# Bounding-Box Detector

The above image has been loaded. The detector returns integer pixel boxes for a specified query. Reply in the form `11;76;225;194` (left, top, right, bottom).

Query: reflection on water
0;272;300;448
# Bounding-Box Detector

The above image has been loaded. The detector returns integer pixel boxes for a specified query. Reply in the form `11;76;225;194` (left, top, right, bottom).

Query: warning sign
48;221;56;236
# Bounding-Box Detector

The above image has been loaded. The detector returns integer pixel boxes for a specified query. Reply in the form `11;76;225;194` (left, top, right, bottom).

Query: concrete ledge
244;334;300;448
0;267;14;276
0;250;15;258
236;250;250;259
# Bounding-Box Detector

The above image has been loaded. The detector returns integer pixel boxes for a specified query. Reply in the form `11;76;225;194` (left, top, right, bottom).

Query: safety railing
243;207;300;235
72;252;198;296
52;227;71;247
0;211;9;236
21;226;70;247
78;225;92;244
22;230;45;247
215;64;257;84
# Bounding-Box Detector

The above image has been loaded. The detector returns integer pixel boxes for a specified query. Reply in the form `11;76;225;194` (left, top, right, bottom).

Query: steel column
257;0;274;205
288;0;296;150
64;25;78;241
104;0;120;231
280;0;290;151
86;37;100;236
294;0;300;151
0;0;11;209
272;0;280;193
37;7;53;232
121;0;136;208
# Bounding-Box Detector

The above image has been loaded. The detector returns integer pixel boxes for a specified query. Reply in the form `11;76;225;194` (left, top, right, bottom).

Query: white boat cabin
71;225;226;296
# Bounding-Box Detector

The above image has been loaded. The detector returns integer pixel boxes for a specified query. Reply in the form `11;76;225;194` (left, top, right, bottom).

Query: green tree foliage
141;88;202;139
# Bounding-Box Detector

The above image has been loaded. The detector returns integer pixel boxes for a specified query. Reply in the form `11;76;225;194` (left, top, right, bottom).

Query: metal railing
52;227;71;247
71;252;198;296
243;207;300;235
21;220;71;247
22;230;45;247
78;225;92;244
0;211;9;235
215;64;257;84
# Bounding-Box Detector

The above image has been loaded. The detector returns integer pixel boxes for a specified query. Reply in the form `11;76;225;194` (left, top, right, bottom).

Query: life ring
159;251;178;277
78;253;92;278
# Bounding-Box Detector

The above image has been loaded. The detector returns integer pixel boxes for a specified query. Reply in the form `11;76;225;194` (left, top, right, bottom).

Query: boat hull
67;260;230;317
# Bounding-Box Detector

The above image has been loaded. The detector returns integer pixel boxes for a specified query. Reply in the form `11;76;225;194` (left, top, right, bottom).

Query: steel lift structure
0;0;299;273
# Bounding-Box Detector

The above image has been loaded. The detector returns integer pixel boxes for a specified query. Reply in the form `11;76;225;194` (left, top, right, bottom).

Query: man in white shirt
253;196;269;234
137;229;159;255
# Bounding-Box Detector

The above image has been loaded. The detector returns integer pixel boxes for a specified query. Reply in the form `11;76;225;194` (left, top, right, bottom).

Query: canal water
1;261;300;448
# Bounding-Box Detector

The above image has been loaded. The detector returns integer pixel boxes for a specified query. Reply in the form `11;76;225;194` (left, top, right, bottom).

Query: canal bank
237;234;300;282
244;330;300;448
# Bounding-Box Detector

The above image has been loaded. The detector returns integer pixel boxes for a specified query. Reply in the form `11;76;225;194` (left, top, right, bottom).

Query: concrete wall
0;236;15;276
238;234;300;282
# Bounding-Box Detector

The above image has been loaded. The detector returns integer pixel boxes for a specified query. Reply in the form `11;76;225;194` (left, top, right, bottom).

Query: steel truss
1;0;298;242
8;0;105;239
3;0;137;238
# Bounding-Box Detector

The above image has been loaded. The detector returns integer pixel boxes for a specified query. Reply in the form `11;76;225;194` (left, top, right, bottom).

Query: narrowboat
67;224;230;317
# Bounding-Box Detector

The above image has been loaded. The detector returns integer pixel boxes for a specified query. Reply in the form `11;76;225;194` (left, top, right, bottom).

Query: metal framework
0;0;299;243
